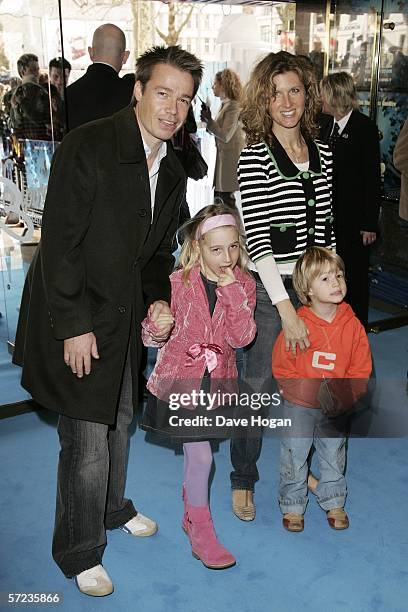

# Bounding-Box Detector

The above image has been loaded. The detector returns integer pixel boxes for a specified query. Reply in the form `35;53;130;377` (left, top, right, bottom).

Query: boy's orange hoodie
272;302;372;409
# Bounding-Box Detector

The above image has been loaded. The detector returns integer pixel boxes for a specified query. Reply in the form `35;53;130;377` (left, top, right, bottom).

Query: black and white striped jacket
238;136;335;265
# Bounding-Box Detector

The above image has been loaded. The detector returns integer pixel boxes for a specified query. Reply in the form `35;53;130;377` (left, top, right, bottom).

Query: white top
142;139;167;218
293;161;310;172
333;109;353;135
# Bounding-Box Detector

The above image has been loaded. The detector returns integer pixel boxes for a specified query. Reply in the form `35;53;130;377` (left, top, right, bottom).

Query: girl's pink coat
142;265;256;403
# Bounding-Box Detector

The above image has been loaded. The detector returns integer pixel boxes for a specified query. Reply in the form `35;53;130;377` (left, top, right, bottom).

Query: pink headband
195;214;237;240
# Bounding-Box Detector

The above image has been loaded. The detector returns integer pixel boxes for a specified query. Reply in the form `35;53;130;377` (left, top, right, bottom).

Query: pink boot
184;504;236;569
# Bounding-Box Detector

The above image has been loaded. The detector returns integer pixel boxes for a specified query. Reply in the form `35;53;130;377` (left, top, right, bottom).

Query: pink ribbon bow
186;343;223;373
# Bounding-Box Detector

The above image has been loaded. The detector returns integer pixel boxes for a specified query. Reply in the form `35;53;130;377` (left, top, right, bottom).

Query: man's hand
217;266;236;287
64;332;99;378
148;300;174;341
361;231;376;246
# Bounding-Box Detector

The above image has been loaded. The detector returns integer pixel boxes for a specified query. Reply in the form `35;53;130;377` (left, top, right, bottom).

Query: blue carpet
0;308;407;610
1;410;408;612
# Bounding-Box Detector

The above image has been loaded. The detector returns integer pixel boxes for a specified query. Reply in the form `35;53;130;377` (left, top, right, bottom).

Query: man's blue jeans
230;278;299;491
52;353;137;577
279;401;347;515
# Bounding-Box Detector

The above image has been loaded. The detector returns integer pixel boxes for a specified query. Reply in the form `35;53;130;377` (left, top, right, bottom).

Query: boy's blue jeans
279;401;347;515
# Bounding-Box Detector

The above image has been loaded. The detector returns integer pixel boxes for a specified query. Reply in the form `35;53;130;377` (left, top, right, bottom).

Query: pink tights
183;441;213;507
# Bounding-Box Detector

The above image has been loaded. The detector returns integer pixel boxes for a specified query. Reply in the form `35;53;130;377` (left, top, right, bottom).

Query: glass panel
0;0;63;405
329;0;381;114
294;1;328;81
377;0;408;192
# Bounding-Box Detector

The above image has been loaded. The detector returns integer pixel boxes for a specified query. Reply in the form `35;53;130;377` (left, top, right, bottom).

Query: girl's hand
276;299;310;355
217;266;236;287
148;300;174;341
154;313;174;330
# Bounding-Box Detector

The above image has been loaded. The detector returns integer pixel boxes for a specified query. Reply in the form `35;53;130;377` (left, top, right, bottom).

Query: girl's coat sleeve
141;276;181;348
215;277;256;348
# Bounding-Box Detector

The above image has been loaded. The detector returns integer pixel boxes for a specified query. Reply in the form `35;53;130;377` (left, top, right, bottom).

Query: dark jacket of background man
320;109;381;326
66;62;134;130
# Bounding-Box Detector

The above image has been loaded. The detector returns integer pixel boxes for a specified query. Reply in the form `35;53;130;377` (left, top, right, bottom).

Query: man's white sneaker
74;564;113;597
119;512;158;537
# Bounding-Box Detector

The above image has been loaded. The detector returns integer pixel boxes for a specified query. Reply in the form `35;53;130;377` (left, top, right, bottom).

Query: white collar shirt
333;109;353;135
142;138;167;219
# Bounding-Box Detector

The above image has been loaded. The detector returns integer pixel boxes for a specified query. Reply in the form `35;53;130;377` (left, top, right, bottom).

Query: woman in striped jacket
230;52;335;521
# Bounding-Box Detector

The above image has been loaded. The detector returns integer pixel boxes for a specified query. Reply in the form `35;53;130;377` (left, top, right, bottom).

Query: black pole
369;0;385;123
57;0;69;133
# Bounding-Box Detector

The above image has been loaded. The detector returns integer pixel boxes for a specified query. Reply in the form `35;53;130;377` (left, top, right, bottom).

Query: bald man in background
66;23;134;130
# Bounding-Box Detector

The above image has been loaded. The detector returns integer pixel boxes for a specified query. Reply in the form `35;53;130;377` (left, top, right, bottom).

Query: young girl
141;203;256;569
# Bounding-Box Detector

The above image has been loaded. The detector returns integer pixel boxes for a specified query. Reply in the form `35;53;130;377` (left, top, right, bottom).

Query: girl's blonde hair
293;246;345;305
215;68;243;102
241;51;320;146
178;203;250;284
320;72;359;118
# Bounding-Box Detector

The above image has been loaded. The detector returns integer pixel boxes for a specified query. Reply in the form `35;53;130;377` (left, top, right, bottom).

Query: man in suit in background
13;45;203;596
319;72;381;328
66;23;134;130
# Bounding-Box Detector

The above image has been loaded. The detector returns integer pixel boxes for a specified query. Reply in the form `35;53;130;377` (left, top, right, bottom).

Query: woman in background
201;68;245;208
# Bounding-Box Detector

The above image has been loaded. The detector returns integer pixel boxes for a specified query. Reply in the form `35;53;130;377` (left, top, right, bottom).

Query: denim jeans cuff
231;485;255;492
318;495;347;512
279;498;308;515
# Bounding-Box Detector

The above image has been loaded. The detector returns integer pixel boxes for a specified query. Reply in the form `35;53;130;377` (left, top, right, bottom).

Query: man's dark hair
136;45;203;96
17;53;39;77
49;57;72;72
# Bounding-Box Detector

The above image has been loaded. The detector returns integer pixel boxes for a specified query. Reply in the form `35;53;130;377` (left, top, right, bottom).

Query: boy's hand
217;266;236;287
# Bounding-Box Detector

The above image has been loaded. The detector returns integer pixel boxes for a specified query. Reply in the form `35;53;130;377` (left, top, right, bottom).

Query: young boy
272;247;372;532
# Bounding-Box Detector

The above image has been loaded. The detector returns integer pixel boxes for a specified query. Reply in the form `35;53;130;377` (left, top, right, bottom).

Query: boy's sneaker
119;512;157;537
327;507;349;530
74;565;113;597
283;512;304;532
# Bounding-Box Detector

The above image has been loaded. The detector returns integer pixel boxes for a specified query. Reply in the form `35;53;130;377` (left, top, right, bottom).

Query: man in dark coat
320;72;381;328
66;23;134;131
13;45;203;596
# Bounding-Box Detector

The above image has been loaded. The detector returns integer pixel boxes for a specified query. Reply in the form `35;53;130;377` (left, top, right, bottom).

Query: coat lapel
113;107;152;247
152;152;184;225
334;111;356;166
113;106;185;256
319;112;333;144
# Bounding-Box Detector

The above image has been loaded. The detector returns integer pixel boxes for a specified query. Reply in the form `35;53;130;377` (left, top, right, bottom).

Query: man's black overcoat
13;105;185;424
66;63;134;130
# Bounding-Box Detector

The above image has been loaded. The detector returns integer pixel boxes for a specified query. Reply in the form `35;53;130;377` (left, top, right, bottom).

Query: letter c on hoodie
312;351;336;370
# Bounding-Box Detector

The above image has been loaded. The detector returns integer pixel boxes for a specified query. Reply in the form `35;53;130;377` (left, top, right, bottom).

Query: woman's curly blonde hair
241;51;320;146
215;68;243;102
